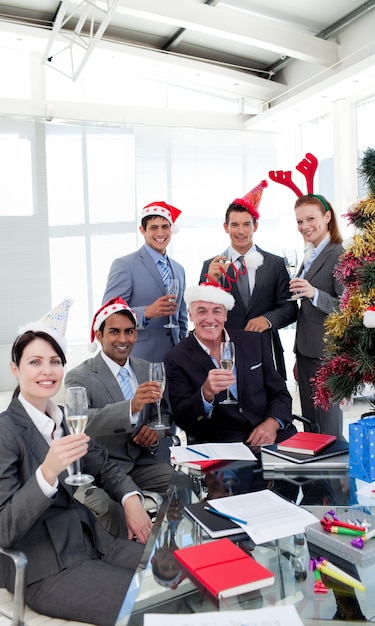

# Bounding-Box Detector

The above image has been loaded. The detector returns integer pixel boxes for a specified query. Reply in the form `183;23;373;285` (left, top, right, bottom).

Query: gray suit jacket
295;241;344;358
102;245;188;362
64;353;165;485
0;398;140;589
199;246;297;377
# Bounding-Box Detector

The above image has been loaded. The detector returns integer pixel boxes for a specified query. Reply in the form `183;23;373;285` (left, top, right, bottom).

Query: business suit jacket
64;352;172;492
0;398;142;590
199;246;297;377
295;241;344;358
164;329;293;443
103;245;188;362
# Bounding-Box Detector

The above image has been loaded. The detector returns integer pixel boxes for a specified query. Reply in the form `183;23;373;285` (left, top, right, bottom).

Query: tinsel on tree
313;147;375;411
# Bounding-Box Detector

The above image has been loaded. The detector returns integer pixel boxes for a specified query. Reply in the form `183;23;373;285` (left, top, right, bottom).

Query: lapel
9;399;75;497
138;245;165;293
247;247;267;312
305;242;335;281
92;353;124;402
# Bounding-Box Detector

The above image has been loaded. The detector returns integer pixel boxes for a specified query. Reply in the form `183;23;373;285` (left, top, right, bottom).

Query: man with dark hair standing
199;181;297;378
102;202;188;362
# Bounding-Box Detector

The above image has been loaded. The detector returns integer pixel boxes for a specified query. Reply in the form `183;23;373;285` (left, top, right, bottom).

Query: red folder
174;538;274;599
277;432;336;455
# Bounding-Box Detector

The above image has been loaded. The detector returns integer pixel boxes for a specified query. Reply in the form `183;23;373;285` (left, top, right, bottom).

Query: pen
186;447;210;459
204;506;248;525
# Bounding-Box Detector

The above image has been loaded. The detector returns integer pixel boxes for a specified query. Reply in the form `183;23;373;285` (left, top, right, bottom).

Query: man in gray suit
65;298;175;538
102;201;188;362
199;181;297;378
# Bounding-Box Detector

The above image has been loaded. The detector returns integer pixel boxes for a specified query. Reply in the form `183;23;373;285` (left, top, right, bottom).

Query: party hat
17;297;73;355
232;180;268;220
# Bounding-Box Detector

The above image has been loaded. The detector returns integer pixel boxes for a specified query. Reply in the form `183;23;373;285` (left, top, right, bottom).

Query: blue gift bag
349;415;375;482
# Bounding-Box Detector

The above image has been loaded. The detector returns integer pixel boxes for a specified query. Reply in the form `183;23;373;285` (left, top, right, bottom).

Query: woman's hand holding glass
64;387;94;486
289;277;316;300
41;432;90;486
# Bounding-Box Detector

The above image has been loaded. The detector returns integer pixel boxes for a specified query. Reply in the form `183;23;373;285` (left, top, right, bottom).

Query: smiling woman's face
10;337;64;410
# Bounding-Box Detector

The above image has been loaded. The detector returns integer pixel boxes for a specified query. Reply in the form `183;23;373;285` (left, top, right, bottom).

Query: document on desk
170;441;257;464
144;605;303;626
208;489;319;545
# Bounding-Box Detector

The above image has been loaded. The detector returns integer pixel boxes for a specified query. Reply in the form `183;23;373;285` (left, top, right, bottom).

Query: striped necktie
158;257;173;289
117;366;134;400
236;255;250;307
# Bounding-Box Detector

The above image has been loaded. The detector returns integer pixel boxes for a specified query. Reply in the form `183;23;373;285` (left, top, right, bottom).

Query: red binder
277;432;336;455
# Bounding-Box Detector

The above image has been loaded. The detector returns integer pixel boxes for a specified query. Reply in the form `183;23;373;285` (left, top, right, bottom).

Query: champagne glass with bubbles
219;341;237;405
149;362;169;430
163;279;179;328
283;248;299;300
64;387;94;486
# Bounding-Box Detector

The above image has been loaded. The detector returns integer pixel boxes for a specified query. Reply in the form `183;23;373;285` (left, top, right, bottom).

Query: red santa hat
88;297;137;352
232;179;268;220
17;297;73;356
184;284;235;310
142;201;181;233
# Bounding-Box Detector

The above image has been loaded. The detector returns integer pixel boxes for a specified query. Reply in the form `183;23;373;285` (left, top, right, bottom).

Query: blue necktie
117;366;134;400
158;257;173;289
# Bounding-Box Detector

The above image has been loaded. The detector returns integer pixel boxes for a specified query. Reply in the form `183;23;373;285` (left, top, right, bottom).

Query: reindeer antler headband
268;152;330;212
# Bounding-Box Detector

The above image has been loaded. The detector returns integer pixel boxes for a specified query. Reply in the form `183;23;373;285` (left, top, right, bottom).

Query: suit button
239;407;243;413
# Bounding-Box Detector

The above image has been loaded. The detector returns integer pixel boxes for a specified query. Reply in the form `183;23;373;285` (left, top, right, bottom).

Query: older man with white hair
164;284;296;445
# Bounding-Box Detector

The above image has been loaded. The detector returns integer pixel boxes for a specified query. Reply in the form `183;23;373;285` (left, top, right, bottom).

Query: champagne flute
219;341;237;405
282;248;299;301
149;362;169;430
163;278;179;328
64;387;94;486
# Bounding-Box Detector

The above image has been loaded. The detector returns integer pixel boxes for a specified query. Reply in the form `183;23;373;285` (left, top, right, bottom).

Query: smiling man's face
96;312;137;366
140;216;172;255
189;301;227;346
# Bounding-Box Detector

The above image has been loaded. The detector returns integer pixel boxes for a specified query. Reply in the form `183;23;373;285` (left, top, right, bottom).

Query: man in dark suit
164;284;296;445
199;181;297;378
102;201;188;362
65;297;175;537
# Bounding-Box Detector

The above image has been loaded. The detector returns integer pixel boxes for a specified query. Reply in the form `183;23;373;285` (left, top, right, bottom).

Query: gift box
349;415;375;482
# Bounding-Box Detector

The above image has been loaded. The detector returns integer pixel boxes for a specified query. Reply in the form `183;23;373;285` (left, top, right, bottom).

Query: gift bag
349;414;375;482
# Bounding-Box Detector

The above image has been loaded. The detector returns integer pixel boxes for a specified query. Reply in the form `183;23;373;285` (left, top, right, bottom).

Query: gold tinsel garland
351;220;375;257
349;195;375;218
324;287;375;338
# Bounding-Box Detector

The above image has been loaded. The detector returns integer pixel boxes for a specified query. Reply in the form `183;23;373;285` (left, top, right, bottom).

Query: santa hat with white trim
184;284;235;311
141;201;181;233
17;297;73;356
88;297;138;352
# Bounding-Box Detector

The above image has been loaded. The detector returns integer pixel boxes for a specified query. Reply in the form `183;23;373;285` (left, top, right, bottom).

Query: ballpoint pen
186;447;210;459
204;506;248;525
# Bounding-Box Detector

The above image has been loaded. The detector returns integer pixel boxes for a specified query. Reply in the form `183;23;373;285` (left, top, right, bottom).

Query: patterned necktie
117;366;134;400
236;255;250;307
158;257;173;290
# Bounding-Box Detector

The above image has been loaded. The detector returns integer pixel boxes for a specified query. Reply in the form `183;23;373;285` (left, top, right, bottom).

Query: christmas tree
313;147;375;410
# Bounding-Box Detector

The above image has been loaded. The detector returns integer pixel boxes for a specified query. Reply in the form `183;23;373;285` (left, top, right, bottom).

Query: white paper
208;489;318;544
144;605;303;626
170;442;257;464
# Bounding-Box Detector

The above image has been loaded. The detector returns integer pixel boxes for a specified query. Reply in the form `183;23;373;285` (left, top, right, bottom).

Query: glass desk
116;459;374;625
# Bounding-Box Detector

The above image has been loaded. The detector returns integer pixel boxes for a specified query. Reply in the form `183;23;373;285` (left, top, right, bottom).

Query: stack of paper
170;442;257;470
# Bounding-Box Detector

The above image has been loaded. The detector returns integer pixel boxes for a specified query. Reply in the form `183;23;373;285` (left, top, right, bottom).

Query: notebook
277;432;336;455
174;538;274;599
184;500;247;539
261;439;349;470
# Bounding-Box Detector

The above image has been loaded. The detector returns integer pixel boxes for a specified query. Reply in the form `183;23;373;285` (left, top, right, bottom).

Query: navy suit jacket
103;245;188;362
199;246;297;377
164;330;293;443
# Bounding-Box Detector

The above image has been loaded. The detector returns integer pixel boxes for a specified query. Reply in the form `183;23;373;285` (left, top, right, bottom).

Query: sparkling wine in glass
163;278;179;329
149;362;169;430
64;387;94;486
283;248;299;300
219;341;237;405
